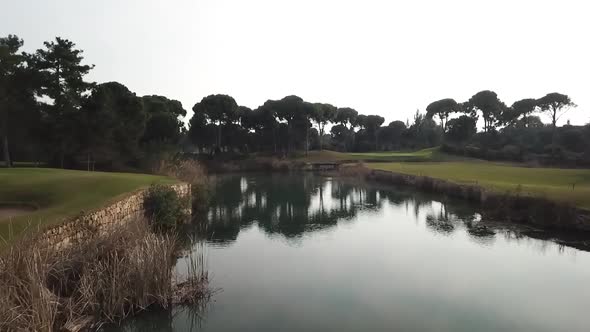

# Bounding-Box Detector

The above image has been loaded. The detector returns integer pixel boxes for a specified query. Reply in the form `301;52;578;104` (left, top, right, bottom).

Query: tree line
427;91;589;164
1;35;186;169
2;34;588;169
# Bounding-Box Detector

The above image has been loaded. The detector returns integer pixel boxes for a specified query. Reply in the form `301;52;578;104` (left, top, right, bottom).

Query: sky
1;0;588;126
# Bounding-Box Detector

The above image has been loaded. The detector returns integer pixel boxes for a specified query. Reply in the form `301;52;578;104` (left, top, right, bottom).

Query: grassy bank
297;147;463;163
367;162;590;209
0;168;176;239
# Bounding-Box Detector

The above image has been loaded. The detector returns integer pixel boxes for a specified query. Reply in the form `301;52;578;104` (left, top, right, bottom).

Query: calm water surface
109;174;590;332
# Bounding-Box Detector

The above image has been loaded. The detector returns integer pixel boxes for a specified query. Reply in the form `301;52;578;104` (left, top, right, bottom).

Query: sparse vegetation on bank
145;184;189;229
154;159;211;214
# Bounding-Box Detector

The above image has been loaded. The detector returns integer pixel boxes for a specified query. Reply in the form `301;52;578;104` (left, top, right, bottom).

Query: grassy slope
299;147;463;162
368;162;590;209
0;168;175;239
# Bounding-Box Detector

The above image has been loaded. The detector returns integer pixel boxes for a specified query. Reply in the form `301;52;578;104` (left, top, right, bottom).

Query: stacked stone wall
39;183;191;248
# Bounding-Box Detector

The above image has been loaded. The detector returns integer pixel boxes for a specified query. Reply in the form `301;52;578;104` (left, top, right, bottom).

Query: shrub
270;158;291;172
144;184;187;229
155;158;211;215
154;158;207;184
500;145;521;160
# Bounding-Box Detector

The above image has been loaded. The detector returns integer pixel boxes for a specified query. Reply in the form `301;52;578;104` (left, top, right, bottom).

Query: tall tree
256;101;280;153
425;98;458;132
445;115;477;142
0;35;29;167
378;121;406;150
142;95;186;145
312;103;336;150
32;37;94;167
237;106;253;129
298;102;315;154
192;94;238;150
335;107;358;130
81;82;146;168
274;95;304;153
334;107;359;151
188;111;216;152
537;93;575;130
365;115;385;150
335;107;358;151
509;98;537;127
537;93;576;155
465;90;505;133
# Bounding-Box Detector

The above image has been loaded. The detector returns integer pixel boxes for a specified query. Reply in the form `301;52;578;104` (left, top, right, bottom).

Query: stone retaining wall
39;183;191;249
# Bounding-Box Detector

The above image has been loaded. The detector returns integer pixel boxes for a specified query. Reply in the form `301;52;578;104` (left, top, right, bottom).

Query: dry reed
0;219;208;332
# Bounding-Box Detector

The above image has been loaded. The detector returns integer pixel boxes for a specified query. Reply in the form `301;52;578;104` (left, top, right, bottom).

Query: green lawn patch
0;168;176;241
298;147;464;162
367;161;590;209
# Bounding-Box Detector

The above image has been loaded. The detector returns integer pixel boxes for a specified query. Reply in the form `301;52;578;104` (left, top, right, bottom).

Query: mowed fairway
299;147;461;162
0;168;175;240
368;162;590;209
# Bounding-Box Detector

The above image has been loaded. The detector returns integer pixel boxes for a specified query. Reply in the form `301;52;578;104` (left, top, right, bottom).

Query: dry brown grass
337;162;371;178
0;219;208;332
154;158;211;214
154;159;207;185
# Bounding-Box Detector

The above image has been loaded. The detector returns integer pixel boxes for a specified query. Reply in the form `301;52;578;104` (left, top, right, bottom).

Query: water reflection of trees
197;174;382;244
188;174;590;252
424;201;496;245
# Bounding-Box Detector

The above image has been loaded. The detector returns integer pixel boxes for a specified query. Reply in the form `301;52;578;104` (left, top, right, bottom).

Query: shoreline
340;165;590;232
202;158;590;232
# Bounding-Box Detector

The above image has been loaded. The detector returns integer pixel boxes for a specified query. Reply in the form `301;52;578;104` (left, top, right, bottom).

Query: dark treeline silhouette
1;35;186;170
2;35;589;169
432;91;589;165
187;94;439;155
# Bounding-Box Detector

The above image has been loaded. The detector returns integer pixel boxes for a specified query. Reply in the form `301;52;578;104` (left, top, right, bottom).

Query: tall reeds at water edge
0;219;209;332
154;159;212;214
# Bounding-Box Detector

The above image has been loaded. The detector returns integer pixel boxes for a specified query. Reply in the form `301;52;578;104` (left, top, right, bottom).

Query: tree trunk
217;123;222;150
319;123;324;150
2;131;11;168
287;121;293;154
375;131;379;151
349;125;355;152
305;125;309;155
551;108;558;157
273;127;277;154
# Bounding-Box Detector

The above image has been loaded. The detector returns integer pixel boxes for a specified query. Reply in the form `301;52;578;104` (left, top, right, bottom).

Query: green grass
298;147;464;162
0;168;176;240
367;161;590;209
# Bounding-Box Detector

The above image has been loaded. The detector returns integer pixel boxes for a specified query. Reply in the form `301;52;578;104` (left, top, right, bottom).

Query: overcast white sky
1;0;588;126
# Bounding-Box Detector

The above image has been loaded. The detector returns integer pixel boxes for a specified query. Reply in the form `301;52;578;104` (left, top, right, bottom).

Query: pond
108;174;590;332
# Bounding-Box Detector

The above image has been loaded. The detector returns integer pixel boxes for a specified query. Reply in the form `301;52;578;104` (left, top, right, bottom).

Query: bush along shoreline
0;181;210;332
335;164;590;232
